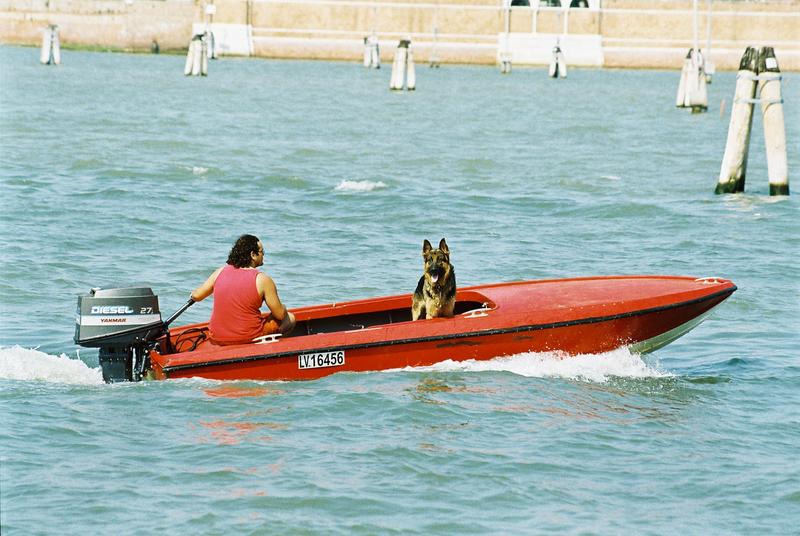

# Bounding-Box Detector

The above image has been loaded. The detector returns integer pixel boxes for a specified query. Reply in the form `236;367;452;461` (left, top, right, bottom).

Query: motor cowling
74;287;164;382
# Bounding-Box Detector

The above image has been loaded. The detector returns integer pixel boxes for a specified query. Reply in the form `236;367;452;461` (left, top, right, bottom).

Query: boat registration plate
298;350;345;370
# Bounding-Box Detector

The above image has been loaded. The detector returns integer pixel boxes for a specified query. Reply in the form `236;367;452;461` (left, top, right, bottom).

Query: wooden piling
549;44;566;79
201;33;209;76
363;34;380;69
39;26;50;64
429;23;440;68
39;25;60;65
191;37;202;75
689;49;707;113
406;46;416;90
715;47;758;194
51;26;61;65
757;47;789;196
676;49;690;107
184;37;196;75
498;33;511;74
208;31;217;60
499;56;511;74
499;6;511;74
373;38;381;69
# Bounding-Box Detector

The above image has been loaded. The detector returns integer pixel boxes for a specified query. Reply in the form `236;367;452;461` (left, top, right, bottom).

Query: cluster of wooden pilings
32;26;791;196
184;31;216;76
716;47;789;196
389;40;416;91
362;37;416;90
676;48;708;113
497;40;568;78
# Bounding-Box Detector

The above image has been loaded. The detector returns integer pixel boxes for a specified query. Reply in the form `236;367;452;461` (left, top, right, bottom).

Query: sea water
1;45;798;534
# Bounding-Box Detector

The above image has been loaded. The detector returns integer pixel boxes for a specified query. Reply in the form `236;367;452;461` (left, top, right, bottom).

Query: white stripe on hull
628;306;719;355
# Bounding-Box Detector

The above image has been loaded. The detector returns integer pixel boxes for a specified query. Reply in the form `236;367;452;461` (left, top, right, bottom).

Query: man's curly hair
227;234;260;268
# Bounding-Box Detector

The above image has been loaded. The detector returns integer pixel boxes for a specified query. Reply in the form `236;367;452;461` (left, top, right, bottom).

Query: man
191;234;296;345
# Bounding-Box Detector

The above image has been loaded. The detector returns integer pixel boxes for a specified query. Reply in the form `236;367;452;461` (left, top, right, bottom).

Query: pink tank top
209;264;263;344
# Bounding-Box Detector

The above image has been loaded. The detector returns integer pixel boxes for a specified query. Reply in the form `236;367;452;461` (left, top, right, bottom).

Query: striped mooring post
716;47;789;196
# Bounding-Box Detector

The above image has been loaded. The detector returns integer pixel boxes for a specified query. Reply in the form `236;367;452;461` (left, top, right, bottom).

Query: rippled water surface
1;45;798;534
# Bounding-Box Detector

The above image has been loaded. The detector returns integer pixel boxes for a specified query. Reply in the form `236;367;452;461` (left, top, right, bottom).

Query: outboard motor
74;287;165;382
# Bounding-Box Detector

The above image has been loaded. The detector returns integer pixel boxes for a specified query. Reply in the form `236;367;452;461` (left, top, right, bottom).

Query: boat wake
0;346;103;385
0;346;669;386
401;347;672;383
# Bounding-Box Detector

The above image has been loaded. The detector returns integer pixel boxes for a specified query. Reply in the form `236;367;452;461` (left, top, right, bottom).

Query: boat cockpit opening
162;298;493;355
296;299;489;336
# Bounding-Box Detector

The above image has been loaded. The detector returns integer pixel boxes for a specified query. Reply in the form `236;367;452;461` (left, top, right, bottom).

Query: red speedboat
75;275;735;382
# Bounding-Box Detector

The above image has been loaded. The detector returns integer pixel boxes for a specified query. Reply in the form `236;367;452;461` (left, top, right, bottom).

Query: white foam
335;180;387;192
600;175;622;181
398;347;671;383
192;166;208;176
0;346;103;385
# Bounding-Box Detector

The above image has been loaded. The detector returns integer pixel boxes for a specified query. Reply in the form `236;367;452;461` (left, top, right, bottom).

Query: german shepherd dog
412;238;456;320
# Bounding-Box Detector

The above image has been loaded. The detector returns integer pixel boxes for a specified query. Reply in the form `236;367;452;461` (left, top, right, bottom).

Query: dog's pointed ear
439;238;449;254
422;239;432;254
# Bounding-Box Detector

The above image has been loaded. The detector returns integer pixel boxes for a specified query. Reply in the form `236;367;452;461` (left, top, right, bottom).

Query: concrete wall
0;0;195;51
601;0;800;69
1;0;798;69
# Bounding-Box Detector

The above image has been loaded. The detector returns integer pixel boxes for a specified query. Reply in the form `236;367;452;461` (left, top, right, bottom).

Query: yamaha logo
90;305;134;315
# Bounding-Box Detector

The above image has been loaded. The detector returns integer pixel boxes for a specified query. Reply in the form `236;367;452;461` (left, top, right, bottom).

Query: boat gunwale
159;284;736;375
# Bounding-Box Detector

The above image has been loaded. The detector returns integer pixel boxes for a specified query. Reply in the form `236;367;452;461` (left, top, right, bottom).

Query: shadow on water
394;369;726;427
407;375;499;405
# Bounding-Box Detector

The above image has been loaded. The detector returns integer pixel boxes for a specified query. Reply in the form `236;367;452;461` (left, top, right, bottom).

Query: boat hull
150;276;735;381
